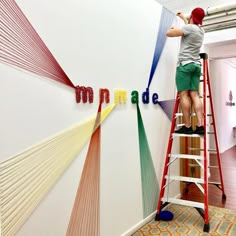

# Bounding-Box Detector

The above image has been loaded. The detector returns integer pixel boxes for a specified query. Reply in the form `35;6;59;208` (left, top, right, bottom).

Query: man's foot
193;126;205;135
174;126;193;134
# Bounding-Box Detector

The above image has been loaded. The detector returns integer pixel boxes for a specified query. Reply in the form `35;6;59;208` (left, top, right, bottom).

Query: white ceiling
156;0;236;14
156;0;236;60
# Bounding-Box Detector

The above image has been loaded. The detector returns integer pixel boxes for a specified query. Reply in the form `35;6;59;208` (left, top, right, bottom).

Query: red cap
191;8;205;25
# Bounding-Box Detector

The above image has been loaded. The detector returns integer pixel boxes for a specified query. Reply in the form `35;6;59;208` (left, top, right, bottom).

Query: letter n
99;88;110;104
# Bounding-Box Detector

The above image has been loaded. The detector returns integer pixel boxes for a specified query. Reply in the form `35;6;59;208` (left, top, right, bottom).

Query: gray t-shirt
177;24;205;66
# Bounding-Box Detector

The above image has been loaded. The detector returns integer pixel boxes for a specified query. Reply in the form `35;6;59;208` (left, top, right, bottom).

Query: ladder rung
165;175;204;184
162;197;204;209
208;149;217;152
208;131;215;134
173;131;215;137
208;165;219;169
208;181;221;185
189;163;199;167
172;133;202;138
189;148;217;152
175;113;196;117
175;113;183;117
189;148;201;151
169;154;204;161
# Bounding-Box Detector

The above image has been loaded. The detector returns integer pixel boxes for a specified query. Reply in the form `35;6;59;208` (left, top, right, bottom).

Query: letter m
114;89;127;104
75;86;94;103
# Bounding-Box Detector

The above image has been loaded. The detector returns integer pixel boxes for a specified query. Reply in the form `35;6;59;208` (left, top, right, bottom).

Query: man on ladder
155;7;226;233
166;7;205;135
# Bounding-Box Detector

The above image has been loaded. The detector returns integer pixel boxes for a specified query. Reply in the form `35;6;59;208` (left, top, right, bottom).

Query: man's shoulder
182;24;197;30
182;24;203;35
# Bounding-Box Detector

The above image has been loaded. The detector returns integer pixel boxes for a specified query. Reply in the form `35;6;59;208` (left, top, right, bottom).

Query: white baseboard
120;211;156;236
120;193;181;236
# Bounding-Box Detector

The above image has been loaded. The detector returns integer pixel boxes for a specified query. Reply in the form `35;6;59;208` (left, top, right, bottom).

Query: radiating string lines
137;104;159;218
0;2;176;235
66;104;102;236
0;104;115;236
1;1;176;120
0;0;75;87
158;99;176;120
147;7;175;89
133;7;175;217
147;7;176;120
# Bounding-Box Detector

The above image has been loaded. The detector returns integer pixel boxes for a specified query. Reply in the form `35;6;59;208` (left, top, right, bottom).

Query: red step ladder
155;53;226;232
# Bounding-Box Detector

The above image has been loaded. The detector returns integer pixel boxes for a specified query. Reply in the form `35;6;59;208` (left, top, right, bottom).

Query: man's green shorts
176;63;201;91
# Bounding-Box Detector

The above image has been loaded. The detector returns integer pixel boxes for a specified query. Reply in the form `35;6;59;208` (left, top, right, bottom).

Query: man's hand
176;12;188;24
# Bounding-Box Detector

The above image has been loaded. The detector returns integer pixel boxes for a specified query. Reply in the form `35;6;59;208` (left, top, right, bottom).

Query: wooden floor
181;145;236;211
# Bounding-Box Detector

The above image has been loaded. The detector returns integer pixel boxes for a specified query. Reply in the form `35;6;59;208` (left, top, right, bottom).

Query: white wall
208;58;236;152
204;28;236;153
0;0;180;235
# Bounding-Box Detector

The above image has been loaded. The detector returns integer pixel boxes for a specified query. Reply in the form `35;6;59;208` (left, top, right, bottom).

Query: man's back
178;24;204;65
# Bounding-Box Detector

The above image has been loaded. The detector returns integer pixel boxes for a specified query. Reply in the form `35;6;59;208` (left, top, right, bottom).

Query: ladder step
189;148;217;152
208;131;215;134
189;163;199;167
189;147;201;151
175;113;196;117
208;165;219;169
208;149;217;152
176;123;185;127
172;133;202;138
162;197;204;209
169;154;204;161
173;132;215;137
209;181;221;185
165;175;204;184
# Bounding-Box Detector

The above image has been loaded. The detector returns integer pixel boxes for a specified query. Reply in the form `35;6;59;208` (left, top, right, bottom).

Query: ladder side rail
156;94;180;215
206;62;226;196
184;137;189;190
203;58;209;227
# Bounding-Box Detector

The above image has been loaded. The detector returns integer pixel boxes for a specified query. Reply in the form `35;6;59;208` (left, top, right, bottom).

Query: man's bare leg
190;90;203;126
179;90;191;127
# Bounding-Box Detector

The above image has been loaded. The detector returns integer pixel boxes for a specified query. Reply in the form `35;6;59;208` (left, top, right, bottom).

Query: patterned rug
133;204;236;236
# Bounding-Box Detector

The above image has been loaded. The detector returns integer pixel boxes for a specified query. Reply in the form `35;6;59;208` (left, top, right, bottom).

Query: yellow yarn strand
0;103;116;236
